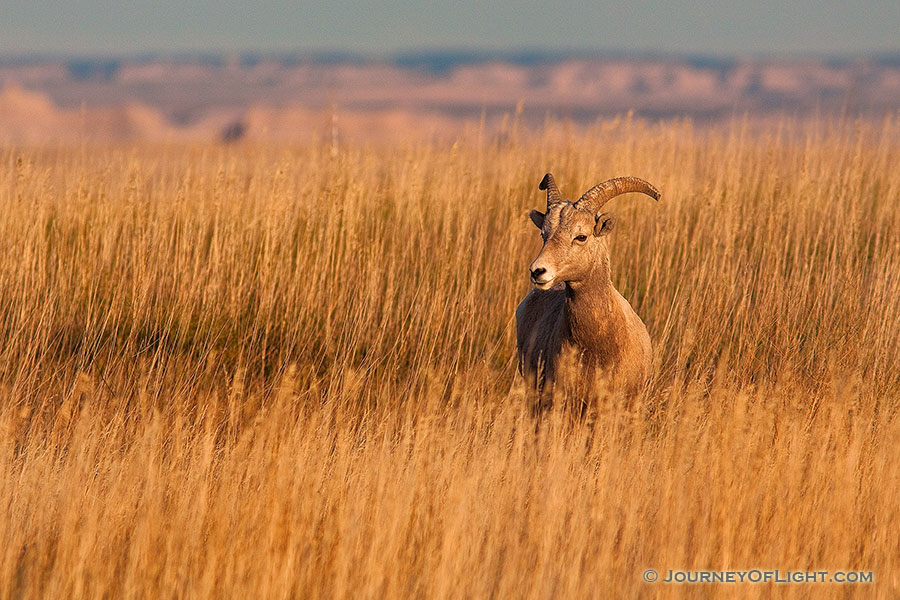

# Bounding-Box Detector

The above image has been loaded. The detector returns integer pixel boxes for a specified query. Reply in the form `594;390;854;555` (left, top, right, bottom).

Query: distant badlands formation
2;55;899;144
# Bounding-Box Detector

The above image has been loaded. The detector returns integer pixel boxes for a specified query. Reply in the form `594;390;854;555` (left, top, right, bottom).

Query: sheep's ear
529;210;545;229
593;213;615;236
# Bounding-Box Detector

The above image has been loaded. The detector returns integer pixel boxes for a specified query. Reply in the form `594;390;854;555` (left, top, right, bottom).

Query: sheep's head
528;173;660;290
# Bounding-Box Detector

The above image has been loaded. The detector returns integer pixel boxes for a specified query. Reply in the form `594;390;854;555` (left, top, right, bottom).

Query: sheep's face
528;202;614;290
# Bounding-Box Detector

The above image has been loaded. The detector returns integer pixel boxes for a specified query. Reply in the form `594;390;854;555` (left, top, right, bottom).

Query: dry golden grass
1;116;899;598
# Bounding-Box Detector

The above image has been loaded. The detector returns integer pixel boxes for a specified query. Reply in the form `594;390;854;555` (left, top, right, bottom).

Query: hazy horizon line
3;46;900;67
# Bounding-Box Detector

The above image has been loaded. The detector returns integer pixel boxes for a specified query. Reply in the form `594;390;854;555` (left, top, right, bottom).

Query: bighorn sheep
515;173;660;403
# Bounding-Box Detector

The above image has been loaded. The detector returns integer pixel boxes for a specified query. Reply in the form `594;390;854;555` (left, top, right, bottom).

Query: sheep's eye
574;234;588;243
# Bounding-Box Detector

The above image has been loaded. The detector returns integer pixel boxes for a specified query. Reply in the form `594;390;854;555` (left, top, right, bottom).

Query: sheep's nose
531;267;546;281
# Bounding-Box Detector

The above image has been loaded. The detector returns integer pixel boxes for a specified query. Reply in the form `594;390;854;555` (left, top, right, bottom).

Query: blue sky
2;0;898;56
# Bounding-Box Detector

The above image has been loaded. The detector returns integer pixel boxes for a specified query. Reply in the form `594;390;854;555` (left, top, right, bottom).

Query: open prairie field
1;117;899;598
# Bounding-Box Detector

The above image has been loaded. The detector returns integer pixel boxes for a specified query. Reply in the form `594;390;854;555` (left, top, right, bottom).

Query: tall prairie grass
1;117;899;598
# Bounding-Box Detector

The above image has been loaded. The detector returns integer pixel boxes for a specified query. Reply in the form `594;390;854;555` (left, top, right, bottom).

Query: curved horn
539;173;563;208
574;176;660;212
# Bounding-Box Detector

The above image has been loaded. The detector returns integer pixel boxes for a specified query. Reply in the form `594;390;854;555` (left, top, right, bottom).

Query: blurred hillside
2;52;900;143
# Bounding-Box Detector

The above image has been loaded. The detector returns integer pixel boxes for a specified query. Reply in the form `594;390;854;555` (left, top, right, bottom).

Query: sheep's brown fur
516;173;660;403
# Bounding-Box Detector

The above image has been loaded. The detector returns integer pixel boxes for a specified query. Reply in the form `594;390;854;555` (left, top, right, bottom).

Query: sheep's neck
563;267;624;363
